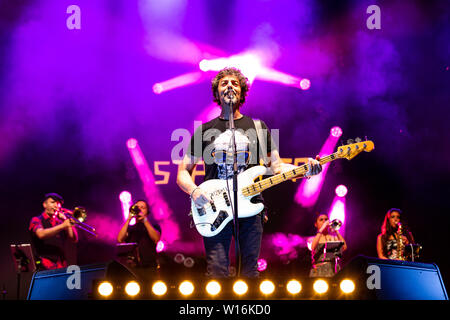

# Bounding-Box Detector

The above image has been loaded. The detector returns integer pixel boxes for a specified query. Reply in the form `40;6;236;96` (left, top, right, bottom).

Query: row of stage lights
96;278;356;299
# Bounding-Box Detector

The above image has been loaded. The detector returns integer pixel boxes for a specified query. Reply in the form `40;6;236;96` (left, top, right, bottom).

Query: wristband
190;187;200;198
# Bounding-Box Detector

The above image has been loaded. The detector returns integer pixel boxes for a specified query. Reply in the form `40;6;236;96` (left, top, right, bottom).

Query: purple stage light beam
329;188;347;236
152;71;205;94
199;52;263;84
127;138;179;243
119;191;135;226
295;127;343;207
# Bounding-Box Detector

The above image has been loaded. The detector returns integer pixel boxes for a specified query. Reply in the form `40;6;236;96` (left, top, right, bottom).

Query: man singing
177;67;322;278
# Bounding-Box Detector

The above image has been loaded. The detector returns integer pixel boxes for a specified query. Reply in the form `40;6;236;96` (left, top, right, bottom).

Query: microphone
226;88;235;103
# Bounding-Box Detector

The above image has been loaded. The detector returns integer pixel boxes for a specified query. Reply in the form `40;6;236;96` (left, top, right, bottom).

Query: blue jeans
203;214;263;278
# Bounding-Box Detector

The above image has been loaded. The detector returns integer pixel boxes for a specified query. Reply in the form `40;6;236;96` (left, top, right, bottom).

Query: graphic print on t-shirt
211;129;250;180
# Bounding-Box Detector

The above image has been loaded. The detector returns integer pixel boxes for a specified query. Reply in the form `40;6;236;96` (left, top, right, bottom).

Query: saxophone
397;222;405;260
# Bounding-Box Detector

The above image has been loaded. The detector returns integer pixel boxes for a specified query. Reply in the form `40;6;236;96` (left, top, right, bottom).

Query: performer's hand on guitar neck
304;155;322;178
191;187;212;208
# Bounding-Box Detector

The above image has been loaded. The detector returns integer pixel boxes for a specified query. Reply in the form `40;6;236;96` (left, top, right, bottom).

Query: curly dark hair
211;67;249;106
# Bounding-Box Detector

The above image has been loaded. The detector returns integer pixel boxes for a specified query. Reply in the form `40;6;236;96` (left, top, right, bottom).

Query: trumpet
57;207;97;236
129;204;141;217
329;219;343;231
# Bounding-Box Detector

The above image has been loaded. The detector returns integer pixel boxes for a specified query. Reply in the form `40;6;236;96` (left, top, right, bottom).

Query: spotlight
174;253;185;264
152;281;168;296
335;185;348;197
126;138;138;149
205;281;221;296
184;257;195;268
125;281;140;297
257;258;267;272
299;78;311;90
330;126;343;138
313;279;329;294
156;240;165;253
152;83;163;94
119;191;131;203
199;59;210;72
340;279;355;294
233;280;248;296
179;281;194;296
286;280;302;295
97;281;113;297
259;280;275;295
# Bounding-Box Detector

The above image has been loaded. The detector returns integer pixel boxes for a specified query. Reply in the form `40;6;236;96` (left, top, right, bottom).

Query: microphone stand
227;98;241;277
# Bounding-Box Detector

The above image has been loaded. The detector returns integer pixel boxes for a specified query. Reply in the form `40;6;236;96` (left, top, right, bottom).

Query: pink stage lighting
152;72;204;94
295;127;343;208
198;53;263;84
156;240;165;253
127;139;179;243
330;126;343;138
127;138;138;149
257;258;267;272
329;197;346;227
119;191;131;203
152;83;163;94
119;190;135;226
335;185;348;197
299;78;311;90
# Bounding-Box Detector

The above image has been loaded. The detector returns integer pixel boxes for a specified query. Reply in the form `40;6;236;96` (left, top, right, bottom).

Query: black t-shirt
188;115;277;182
125;221;161;268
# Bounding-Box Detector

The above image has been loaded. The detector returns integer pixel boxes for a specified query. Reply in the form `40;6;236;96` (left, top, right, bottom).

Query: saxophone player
377;208;415;260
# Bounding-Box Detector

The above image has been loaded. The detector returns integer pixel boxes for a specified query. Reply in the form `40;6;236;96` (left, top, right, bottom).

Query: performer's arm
35;219;73;240
377;234;388;259
143;218;161;244
268;149;283;174
66;224;78;243
57;212;78;243
177;154;211;207
311;221;329;251
117;216;133;243
177;154;199;195
310;233;322;252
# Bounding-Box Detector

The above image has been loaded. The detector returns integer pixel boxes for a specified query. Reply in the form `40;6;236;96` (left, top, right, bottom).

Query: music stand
316;241;345;274
115;242;139;267
10;244;36;300
321;241;345;253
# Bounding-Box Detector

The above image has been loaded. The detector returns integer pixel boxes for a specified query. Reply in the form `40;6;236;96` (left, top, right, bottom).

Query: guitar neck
242;152;339;196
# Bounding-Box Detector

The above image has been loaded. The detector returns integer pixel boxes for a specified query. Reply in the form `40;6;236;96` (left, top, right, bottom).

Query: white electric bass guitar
191;140;374;237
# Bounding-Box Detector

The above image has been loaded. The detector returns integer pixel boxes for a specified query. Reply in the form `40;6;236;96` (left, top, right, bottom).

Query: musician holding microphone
29;193;78;270
177;67;322;278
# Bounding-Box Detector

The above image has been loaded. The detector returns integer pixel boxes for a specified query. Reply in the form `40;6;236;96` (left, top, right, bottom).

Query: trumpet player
29;193;78;270
308;213;347;277
117;200;161;278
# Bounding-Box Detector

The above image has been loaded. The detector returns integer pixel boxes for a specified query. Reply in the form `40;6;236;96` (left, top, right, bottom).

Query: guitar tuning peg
346;139;354;144
355;137;362;143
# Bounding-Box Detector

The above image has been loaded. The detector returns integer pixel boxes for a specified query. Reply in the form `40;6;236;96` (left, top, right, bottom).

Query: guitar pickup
211;210;229;232
197;207;206;216
223;192;231;207
211;202;217;212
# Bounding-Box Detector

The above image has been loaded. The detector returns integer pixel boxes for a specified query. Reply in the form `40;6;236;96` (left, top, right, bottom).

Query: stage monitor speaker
334;255;448;300
27;260;137;300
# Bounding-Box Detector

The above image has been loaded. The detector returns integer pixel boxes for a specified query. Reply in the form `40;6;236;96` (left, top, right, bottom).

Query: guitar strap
253;119;269;166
